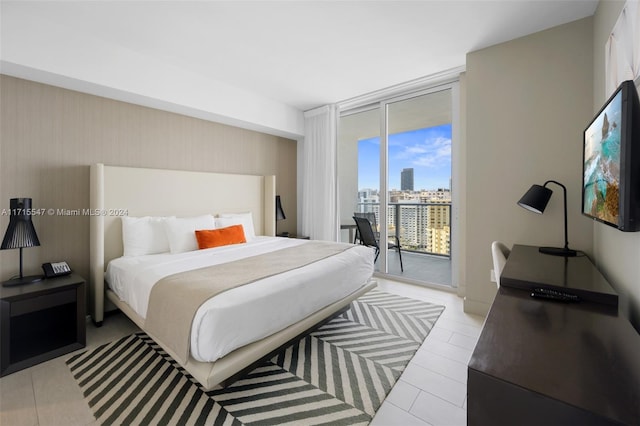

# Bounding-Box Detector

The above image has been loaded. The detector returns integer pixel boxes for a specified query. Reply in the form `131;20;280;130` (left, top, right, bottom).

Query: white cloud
394;136;451;168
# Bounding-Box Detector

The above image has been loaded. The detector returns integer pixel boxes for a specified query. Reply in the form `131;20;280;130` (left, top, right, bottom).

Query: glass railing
355;202;451;258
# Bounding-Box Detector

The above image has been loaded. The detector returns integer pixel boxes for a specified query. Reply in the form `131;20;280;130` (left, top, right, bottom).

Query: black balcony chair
353;212;380;243
353;215;403;272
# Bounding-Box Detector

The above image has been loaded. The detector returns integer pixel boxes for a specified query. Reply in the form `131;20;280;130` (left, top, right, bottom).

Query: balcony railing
356;202;451;258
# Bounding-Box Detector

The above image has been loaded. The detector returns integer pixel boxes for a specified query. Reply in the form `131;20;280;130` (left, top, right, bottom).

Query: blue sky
358;124;452;191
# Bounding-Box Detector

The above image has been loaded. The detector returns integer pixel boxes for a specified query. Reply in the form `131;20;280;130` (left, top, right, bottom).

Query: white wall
464;18;595;315
592;0;640;331
0;5;304;140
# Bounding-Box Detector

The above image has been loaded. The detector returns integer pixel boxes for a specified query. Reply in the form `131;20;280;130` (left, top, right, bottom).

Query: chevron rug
67;290;444;425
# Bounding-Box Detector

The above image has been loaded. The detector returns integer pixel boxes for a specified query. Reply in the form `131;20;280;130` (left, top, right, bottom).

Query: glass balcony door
383;89;453;284
338;84;457;287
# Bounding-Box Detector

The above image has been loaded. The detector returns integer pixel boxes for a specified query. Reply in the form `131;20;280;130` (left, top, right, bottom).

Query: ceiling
1;1;598;112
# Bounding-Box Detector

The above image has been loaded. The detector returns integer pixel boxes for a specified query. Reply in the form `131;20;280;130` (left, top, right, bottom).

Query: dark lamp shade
275;195;286;221
1;198;43;287
1;198;41;250
517;180;577;257
1;221;41;249
517;184;552;214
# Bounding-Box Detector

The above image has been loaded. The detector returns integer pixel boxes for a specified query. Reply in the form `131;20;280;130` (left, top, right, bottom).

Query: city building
401;168;414;191
358;188;451;255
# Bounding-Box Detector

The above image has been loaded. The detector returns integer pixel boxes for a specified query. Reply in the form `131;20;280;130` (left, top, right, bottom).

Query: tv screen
582;80;640;231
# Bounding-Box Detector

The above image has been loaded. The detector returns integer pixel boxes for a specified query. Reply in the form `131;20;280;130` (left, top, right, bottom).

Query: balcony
348;202;453;287
383;249;452;287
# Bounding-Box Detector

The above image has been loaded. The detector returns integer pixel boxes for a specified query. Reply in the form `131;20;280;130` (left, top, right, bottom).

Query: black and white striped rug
67;290;444;425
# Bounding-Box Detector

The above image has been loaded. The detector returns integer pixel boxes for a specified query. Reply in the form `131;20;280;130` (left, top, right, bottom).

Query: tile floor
0;278;485;426
371;278;485;426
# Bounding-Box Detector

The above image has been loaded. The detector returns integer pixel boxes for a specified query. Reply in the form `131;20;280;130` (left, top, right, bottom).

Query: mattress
106;236;375;362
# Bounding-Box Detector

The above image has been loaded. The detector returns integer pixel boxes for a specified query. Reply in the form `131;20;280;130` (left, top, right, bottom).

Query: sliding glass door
383;89;452;284
338;84;456;287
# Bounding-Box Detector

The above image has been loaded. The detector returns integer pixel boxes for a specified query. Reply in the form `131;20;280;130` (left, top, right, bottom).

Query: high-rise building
358;190;379;214
425;203;451;255
401;168;414;191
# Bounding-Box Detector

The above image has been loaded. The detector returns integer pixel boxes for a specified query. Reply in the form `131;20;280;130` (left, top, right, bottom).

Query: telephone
42;261;72;278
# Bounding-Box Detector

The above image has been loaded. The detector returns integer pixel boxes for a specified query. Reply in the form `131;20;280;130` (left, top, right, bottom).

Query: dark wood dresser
468;245;640;425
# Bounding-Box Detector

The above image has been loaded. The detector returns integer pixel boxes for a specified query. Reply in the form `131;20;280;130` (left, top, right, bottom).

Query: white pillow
164;215;216;254
216;212;256;241
121;216;173;257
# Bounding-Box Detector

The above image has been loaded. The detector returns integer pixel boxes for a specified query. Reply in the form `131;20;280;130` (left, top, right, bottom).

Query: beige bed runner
145;241;354;364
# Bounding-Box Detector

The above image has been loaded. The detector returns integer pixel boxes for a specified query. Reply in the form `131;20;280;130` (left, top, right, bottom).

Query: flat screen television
582;80;640;231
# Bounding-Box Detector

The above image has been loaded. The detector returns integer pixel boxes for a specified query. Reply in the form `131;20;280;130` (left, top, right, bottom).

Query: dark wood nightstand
277;233;310;240
0;273;86;377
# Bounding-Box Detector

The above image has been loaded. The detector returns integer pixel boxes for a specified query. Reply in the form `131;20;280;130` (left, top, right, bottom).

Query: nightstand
277;233;310;240
0;273;86;377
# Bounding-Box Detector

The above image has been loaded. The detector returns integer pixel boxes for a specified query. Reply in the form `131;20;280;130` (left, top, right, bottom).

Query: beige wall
0;75;297;283
464;18;594;315
592;0;640;331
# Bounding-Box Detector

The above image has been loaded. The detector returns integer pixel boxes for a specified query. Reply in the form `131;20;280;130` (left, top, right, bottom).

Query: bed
89;163;376;390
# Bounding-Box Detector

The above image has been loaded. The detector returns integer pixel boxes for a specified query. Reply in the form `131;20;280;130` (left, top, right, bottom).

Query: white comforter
106;237;374;362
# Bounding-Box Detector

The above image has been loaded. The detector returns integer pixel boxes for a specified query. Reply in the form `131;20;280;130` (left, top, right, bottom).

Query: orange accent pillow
195;225;246;249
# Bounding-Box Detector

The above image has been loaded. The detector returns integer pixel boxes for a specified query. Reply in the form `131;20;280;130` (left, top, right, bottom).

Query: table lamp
517;180;577;257
1;198;43;286
276;195;287;237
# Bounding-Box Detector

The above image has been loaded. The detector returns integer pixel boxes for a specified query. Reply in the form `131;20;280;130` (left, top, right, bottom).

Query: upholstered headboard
89;163;276;323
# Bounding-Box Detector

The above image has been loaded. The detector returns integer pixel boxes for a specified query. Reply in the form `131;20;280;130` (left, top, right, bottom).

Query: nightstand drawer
10;289;76;316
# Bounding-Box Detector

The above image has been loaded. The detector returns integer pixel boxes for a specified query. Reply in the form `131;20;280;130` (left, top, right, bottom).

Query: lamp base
539;246;577;257
2;275;43;287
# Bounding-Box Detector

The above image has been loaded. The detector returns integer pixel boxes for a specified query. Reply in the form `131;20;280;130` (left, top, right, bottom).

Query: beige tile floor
0;278;484;426
371;278;485;426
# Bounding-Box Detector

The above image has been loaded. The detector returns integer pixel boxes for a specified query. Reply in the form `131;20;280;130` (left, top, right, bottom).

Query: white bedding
106;237;374;362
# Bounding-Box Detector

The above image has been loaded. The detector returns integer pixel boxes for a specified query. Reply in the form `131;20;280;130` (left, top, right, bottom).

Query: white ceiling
1;0;598;112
